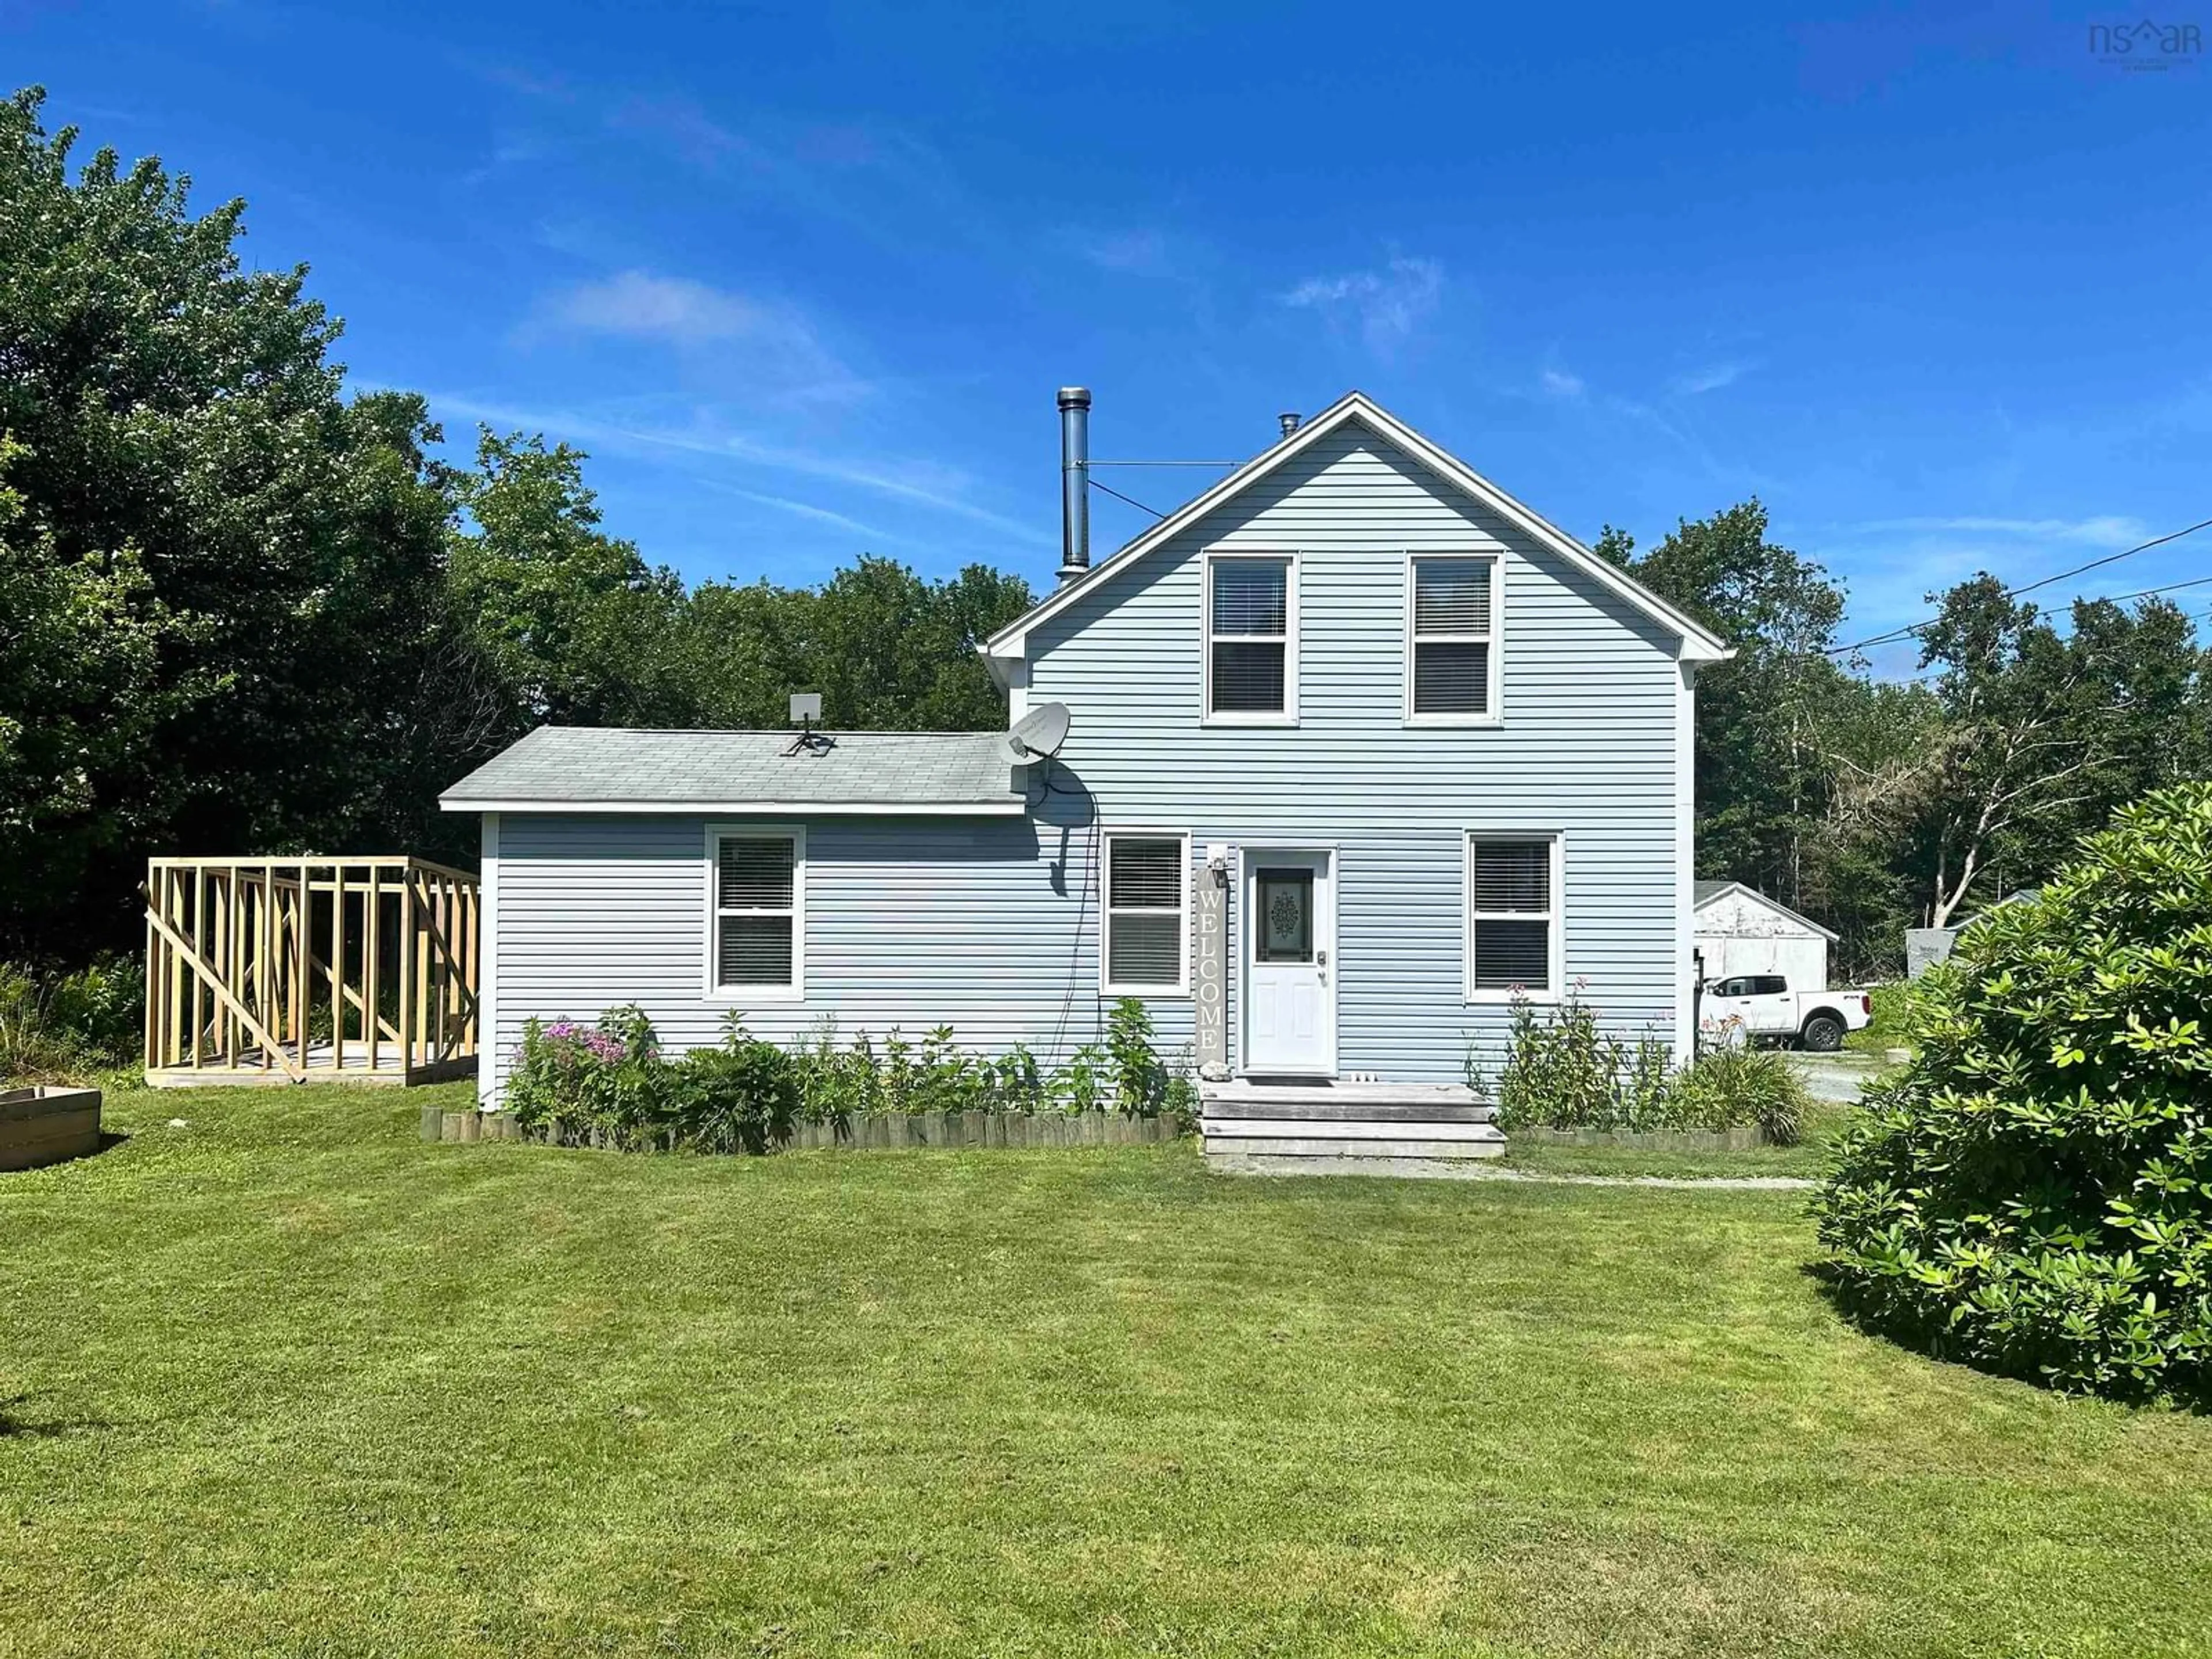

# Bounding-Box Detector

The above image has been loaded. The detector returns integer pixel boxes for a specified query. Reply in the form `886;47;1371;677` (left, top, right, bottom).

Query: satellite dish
1001;701;1070;766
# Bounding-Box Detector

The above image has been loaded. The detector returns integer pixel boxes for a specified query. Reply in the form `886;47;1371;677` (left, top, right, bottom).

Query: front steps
1200;1078;1503;1174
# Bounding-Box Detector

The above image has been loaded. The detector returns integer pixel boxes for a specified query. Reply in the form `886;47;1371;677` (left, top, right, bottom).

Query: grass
1498;1099;1854;1180
5;1086;2211;1657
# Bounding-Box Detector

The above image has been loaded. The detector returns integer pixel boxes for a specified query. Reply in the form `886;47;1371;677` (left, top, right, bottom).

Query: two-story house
441;390;1729;1152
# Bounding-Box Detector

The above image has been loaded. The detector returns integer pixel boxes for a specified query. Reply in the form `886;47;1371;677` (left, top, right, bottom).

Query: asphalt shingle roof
440;727;1022;810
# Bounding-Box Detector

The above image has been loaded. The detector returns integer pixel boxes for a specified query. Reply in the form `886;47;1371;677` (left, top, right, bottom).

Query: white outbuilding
1694;880;1836;994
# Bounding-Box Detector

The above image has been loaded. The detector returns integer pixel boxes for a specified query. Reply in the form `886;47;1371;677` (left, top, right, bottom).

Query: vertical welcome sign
1194;854;1229;1078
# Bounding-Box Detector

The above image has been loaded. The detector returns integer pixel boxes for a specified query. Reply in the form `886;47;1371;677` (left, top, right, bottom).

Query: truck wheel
1800;1013;1844;1052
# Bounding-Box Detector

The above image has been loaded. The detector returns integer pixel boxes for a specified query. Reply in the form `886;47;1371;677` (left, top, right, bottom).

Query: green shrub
1106;997;1171;1115
668;1019;800;1153
1476;984;1806;1138
1664;1043;1805;1143
1477;986;1676;1132
504;1007;664;1147
1812;784;2212;1406
1844;980;1912;1055
0;955;143;1081
0;963;74;1081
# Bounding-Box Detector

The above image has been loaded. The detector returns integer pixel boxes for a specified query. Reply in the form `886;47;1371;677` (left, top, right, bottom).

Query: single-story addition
441;389;1733;1125
1692;879;1838;993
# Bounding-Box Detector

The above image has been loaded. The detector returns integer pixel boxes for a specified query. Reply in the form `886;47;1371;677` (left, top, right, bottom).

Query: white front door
1243;850;1335;1075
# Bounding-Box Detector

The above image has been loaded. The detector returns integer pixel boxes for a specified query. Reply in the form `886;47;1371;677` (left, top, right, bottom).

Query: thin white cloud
696;480;910;544
607;93;753;169
1673;361;1752;396
528;271;871;408
421;392;1049;546
1282;256;1443;353
1847;514;2149;548
1074;228;1170;275
545;271;769;344
1540;366;1585;399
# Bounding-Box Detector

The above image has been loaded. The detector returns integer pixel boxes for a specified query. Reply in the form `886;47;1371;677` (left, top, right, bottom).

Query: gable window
1465;834;1559;998
709;827;804;998
1205;554;1296;722
1102;831;1190;993
1407;555;1498;721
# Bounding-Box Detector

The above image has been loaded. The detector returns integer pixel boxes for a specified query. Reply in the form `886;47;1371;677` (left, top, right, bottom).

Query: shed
1693;880;1835;993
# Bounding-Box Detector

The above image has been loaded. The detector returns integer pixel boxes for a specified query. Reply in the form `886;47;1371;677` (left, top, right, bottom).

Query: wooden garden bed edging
1;1086;103;1172
1508;1126;1782;1152
419;1107;1181;1151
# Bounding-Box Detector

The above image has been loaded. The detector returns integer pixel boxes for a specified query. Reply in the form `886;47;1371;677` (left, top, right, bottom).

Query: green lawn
1497;1100;1856;1181
5;1085;2210;1657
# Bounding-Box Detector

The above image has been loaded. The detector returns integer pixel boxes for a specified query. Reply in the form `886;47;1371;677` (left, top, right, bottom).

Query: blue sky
11;1;2210;674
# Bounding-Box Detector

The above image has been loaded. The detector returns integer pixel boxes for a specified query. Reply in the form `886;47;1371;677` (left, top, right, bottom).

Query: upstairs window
1407;555;1498;721
1102;831;1189;993
1466;834;1558;998
1206;554;1296;722
710;828;804;998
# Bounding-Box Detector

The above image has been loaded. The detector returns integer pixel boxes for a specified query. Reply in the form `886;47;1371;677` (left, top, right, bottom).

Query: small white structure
1694;880;1835;992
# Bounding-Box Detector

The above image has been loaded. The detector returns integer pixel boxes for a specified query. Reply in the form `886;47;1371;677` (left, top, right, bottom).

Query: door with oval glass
1242;849;1335;1075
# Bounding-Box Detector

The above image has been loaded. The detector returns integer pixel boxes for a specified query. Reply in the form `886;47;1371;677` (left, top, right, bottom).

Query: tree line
5;86;2206;975
1598;507;2211;972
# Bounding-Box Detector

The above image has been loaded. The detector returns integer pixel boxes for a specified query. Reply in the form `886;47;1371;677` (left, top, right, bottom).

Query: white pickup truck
1699;974;1872;1051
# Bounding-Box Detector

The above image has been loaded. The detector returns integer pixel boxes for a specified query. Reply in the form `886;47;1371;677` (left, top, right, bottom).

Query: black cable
1827;515;2212;656
1087;476;1166;519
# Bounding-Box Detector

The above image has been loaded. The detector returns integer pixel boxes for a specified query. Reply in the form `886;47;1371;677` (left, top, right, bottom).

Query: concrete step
1204;1135;1505;1161
1201;1099;1497;1124
1201;1080;1481;1108
1202;1115;1504;1143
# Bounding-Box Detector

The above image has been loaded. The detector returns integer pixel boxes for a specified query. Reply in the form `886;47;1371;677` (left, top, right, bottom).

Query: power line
2099;571;2212;606
1827;514;2212;656
1088;459;1243;468
1889;576;2212;684
1088;476;1166;518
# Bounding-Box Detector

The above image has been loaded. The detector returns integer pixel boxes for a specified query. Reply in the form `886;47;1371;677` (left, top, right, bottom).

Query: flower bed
487;1001;1196;1156
1473;986;1809;1145
423;1104;1178;1150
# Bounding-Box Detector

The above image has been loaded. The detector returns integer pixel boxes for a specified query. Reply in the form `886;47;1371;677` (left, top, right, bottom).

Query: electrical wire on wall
1035;755;1101;1067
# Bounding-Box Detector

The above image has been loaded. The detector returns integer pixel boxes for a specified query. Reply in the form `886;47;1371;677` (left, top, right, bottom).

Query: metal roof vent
1278;411;1301;438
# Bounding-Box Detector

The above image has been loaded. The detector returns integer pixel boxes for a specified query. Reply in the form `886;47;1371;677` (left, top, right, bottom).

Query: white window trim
703;823;806;1002
1202;549;1300;727
1099;827;1193;997
1463;829;1565;1004
1404;551;1504;726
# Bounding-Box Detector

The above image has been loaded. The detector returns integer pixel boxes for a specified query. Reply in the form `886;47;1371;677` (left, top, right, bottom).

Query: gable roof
440;727;1024;815
1692;880;1839;942
984;390;1733;665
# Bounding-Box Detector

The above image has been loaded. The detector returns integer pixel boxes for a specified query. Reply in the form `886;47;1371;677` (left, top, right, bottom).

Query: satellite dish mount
783;691;833;756
1002;701;1071;767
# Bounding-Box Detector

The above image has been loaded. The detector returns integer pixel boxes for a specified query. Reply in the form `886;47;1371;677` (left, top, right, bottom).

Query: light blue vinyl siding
487;813;1119;1096
1022;416;1683;1080
483;414;1685;1095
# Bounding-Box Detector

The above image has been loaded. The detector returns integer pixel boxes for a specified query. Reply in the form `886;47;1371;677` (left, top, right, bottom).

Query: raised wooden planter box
1508;1125;1782;1152
421;1107;1180;1150
1;1086;103;1171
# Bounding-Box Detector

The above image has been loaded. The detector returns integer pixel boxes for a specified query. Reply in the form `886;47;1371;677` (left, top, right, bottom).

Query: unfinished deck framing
143;856;479;1088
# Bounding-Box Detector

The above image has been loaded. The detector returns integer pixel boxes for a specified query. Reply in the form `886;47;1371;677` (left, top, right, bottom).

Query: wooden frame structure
143;856;479;1088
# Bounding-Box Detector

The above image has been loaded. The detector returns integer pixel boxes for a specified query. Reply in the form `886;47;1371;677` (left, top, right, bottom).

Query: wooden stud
365;865;381;1073
330;862;345;1074
399;872;416;1075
